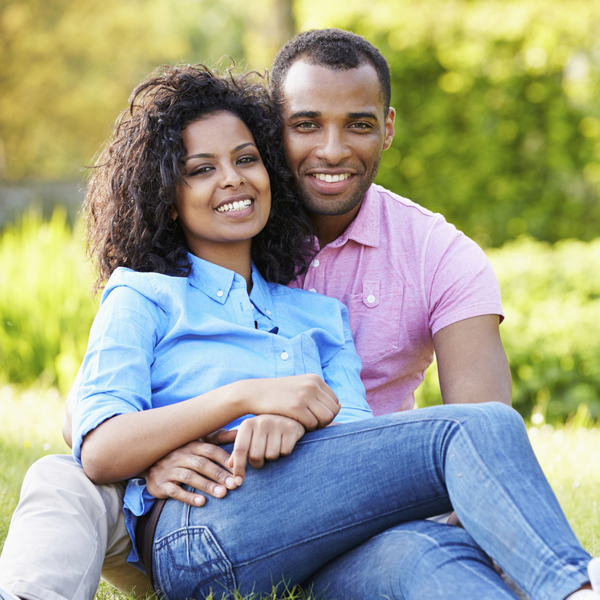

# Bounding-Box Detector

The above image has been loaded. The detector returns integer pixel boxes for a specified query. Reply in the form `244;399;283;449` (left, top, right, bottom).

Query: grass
1;387;598;599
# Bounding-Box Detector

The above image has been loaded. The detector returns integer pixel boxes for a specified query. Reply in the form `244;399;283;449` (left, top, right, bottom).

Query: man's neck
312;201;363;248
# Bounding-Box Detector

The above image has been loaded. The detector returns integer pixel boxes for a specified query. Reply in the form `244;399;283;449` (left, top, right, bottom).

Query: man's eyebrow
348;112;378;120
287;111;321;119
183;142;256;163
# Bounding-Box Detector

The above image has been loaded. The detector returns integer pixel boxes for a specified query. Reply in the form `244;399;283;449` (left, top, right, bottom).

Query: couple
1;29;598;600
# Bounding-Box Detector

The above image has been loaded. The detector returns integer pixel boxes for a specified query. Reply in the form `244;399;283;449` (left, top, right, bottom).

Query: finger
264;428;283;462
280;424;304;456
173;467;229;498
248;427;268;470
203;429;238;445
230;426;252;484
185;445;237;490
154;481;207;507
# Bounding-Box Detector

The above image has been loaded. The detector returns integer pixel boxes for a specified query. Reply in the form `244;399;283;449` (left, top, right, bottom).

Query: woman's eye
238;155;259;165
189;165;213;176
294;122;318;130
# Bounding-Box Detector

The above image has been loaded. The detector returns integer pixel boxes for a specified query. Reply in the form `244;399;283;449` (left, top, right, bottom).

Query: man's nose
314;128;352;164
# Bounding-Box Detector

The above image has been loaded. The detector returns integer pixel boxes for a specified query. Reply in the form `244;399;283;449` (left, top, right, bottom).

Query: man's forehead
281;60;385;115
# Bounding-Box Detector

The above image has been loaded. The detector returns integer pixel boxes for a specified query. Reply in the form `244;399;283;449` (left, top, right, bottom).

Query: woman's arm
80;374;339;484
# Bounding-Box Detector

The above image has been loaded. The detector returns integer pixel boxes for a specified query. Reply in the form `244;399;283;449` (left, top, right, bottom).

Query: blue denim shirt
71;253;372;569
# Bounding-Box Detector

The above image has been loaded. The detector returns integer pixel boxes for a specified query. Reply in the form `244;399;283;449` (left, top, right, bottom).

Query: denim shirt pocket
345;279;402;364
153;526;236;599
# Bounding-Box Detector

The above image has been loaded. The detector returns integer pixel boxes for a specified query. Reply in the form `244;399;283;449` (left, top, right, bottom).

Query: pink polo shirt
291;184;504;416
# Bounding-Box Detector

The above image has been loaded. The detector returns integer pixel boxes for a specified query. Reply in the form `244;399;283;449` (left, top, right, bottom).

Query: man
4;28;592;600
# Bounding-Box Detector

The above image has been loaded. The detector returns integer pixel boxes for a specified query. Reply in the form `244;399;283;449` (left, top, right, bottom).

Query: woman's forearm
80;374;340;484
80;382;245;484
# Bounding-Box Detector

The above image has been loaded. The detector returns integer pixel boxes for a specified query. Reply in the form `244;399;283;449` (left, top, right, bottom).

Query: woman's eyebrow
183;142;257;163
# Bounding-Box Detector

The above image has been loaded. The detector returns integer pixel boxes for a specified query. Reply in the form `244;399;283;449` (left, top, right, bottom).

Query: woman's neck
190;240;253;293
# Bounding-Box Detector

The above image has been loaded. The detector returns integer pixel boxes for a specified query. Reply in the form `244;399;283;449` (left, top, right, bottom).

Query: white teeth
217;199;252;213
313;173;351;183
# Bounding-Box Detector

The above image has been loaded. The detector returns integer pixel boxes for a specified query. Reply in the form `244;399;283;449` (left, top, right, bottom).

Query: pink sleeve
424;219;504;336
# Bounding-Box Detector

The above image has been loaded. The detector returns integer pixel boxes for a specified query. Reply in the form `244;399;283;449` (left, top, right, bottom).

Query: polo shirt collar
326;184;381;250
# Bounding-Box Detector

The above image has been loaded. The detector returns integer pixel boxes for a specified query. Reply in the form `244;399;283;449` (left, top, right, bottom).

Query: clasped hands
145;374;339;507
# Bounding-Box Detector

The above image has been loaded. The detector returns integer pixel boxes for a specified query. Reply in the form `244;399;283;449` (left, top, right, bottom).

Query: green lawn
1;386;598;599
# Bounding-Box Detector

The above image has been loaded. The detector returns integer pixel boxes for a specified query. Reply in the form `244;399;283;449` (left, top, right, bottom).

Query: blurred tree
0;0;248;181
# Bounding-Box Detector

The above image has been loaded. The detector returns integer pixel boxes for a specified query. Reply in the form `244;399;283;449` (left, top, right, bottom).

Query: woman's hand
240;374;340;431
228;415;305;483
145;431;237;507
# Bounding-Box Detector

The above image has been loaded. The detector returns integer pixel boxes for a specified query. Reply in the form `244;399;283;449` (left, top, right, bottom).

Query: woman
67;64;596;600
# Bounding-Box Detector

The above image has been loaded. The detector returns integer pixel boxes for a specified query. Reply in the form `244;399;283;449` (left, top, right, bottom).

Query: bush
416;236;600;422
0;208;97;394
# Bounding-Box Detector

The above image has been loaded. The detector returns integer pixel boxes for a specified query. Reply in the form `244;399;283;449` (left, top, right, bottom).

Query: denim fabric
153;404;591;600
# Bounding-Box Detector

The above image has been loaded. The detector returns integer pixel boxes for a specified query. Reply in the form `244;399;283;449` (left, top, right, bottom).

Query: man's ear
383;107;396;151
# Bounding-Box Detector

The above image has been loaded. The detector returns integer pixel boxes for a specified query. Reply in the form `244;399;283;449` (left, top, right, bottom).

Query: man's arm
433;314;512;406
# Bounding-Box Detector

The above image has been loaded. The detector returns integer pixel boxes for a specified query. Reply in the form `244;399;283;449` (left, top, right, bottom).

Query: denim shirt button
280;352;289;360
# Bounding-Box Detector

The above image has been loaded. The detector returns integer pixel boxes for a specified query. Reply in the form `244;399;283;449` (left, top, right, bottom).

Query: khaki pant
0;455;152;600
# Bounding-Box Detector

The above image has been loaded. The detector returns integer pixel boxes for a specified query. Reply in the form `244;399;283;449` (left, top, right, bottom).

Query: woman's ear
170;205;178;221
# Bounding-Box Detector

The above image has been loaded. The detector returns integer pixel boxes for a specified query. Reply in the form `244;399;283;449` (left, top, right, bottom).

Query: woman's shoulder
101;267;189;309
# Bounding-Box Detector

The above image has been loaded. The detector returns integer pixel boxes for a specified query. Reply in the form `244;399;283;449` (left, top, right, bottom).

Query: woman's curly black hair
85;64;315;293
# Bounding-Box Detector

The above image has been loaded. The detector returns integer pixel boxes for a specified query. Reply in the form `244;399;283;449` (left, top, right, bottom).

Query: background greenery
2;0;600;246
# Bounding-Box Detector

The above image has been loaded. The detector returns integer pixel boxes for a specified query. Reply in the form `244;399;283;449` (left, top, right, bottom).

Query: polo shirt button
312;259;320;267
367;294;376;304
281;352;289;360
217;290;224;297
266;309;272;316
309;288;317;293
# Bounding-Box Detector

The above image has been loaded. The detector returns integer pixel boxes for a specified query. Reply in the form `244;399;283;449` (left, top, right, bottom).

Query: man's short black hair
271;28;391;114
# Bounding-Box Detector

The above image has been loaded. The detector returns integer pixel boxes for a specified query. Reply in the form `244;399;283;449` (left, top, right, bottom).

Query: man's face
281;60;395;218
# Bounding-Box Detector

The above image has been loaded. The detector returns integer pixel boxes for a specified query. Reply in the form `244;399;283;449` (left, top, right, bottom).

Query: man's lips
311;173;352;183
305;171;356;194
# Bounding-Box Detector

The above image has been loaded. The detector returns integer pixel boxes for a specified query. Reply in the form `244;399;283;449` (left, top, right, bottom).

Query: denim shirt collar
186;253;274;318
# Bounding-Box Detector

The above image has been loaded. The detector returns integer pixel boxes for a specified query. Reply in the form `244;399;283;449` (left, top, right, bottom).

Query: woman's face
173;111;271;261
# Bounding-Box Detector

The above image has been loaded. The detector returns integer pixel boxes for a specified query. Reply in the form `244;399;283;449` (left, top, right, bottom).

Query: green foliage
0;208;97;393
298;0;600;246
416;236;600;423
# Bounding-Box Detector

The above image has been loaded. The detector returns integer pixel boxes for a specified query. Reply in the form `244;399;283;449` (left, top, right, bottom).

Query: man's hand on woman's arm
145;431;237;507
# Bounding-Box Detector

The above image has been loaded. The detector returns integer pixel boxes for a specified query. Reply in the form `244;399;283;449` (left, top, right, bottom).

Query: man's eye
294;122;318;129
350;122;372;130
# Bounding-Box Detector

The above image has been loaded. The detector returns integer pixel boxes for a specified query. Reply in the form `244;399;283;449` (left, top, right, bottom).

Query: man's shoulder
369;184;444;222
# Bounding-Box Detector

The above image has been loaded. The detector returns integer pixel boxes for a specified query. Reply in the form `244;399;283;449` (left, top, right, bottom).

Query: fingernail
194;496;204;506
235;476;244;486
214;485;226;496
225;477;236;488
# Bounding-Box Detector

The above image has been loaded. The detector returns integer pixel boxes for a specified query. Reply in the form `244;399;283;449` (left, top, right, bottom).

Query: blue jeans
152;403;591;599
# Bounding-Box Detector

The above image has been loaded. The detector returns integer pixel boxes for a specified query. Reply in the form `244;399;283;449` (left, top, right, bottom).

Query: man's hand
242;374;340;431
145;432;237;507
229;415;305;483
